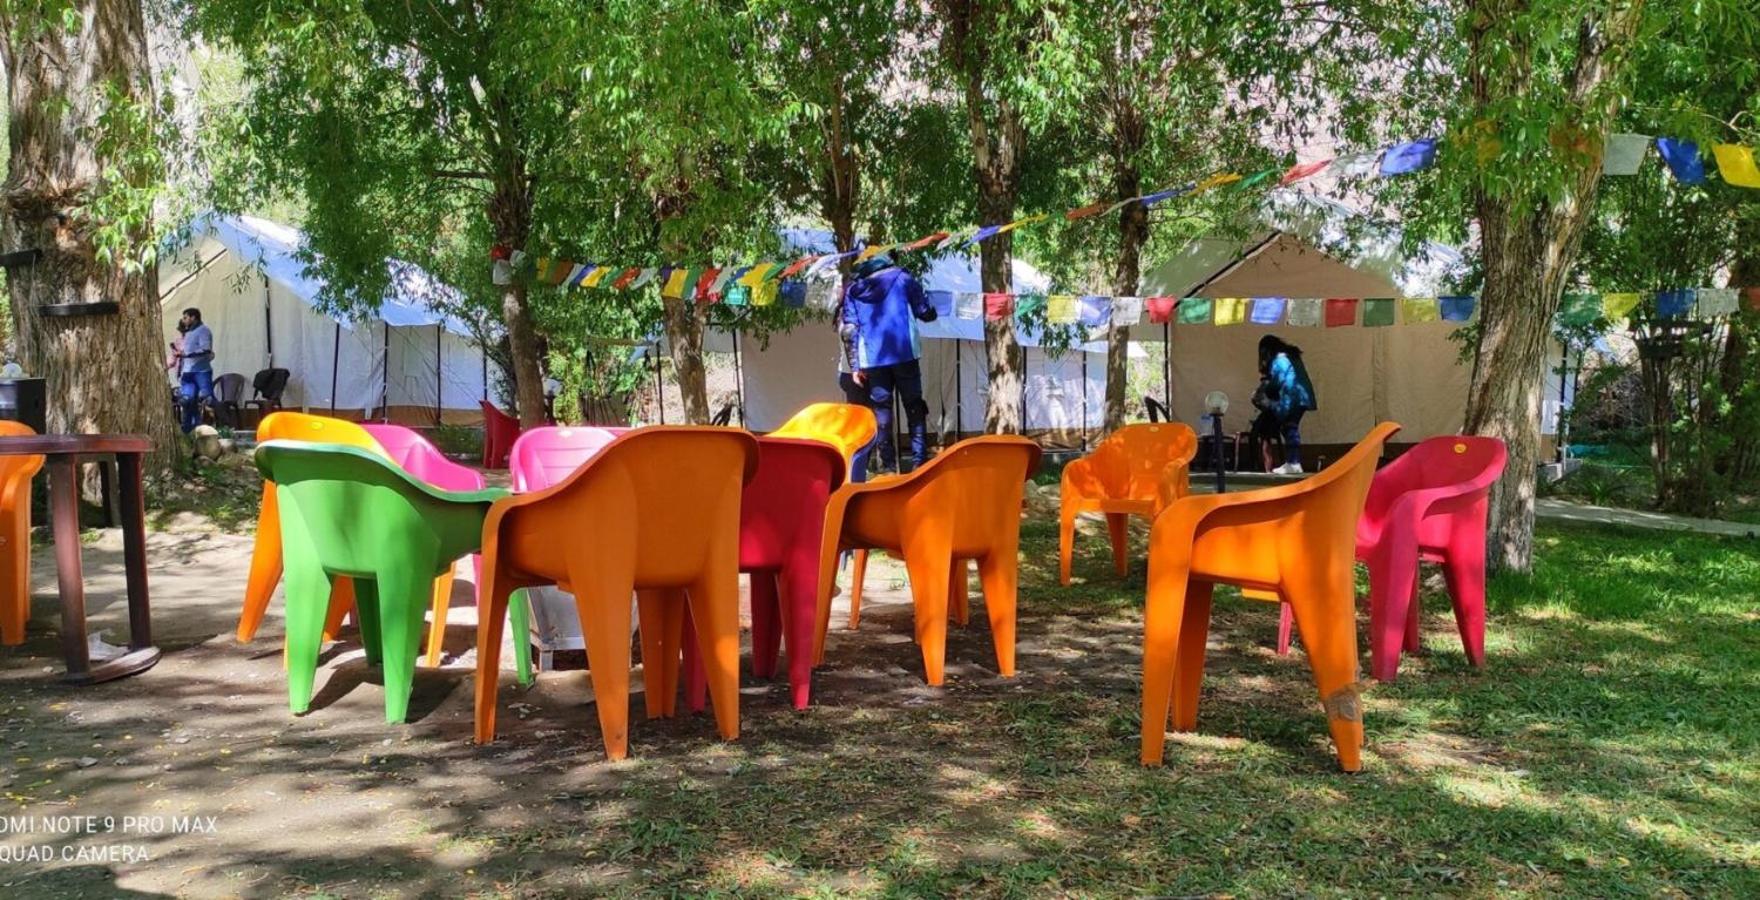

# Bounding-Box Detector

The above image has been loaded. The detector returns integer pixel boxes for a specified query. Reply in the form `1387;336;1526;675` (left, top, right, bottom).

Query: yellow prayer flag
857;244;894;262
1401;297;1440;323
1046;294;1078;323
661;268;688;299
996;214;1048;235
739;263;778;286
1213;297;1248;325
1602;292;1641;320
1712;144;1760;188
582;266;611;287
1193;172;1243;194
752;280;779;306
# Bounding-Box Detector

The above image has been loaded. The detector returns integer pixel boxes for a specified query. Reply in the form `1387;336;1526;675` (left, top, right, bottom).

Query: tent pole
1162;320;1171;413
481;348;488;401
329;322;340;414
732;327;745;427
652;344;665;425
436;324;443;426
381;323;390;422
1019;346;1028;436
263;273;274;366
1081;349;1088;452
955;341;963;440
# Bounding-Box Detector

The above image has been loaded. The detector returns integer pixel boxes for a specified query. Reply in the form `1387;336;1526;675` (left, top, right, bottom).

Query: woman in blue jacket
1250;334;1318;474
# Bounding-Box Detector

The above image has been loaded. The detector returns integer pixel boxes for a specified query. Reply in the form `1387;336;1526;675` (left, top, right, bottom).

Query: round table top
0;433;152;456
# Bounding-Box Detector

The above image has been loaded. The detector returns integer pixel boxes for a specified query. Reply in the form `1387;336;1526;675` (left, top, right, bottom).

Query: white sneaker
1273;461;1304;475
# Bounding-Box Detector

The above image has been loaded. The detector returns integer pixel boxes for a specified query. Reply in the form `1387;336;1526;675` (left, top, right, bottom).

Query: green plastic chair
254;440;532;723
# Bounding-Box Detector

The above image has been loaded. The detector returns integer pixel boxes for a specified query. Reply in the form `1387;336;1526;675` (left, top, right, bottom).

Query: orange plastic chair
771;402;878;466
238;412;387;643
815;436;1041;685
474;426;758;760
0;421;44;646
1140;422;1400;772
1060;423;1197;585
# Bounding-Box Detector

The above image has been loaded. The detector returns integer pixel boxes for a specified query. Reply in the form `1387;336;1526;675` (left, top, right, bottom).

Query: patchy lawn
0;500;1755;897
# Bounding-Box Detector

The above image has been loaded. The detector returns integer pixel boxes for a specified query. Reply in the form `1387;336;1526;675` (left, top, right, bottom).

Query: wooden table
0;434;159;683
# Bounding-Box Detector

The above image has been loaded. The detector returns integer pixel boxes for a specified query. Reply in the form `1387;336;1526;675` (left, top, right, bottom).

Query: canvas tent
1134;192;1574;448
688;229;1133;446
158;215;492;424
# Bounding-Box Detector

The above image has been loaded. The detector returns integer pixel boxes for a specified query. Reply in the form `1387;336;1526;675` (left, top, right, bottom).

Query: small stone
76;757;98;768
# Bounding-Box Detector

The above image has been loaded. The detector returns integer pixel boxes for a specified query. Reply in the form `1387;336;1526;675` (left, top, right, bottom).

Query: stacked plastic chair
1276;435;1508;681
1141;422;1400;772
0;421;44;646
816;435;1041;686
475;427;758;760
1059;423;1198;585
254;441;511;723
479;401;521;468
771;402;880;470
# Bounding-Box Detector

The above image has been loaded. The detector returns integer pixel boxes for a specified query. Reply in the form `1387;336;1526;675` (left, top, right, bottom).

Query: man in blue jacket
839;255;937;479
175;307;216;433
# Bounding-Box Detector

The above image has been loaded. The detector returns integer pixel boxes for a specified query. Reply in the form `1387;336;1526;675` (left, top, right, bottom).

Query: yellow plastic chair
771;402;878;465
1060;423;1198;585
0;421;44;645
1140;422;1400;772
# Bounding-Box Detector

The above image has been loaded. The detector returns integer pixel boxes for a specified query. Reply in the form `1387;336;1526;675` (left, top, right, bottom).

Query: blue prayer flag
966;225;1003;246
928;290;955;318
1656;289;1695;318
1439;296;1476;321
1249;297;1286;325
1656;138;1706;185
1078;295;1111;327
780;280;808;308
1379;138;1439;176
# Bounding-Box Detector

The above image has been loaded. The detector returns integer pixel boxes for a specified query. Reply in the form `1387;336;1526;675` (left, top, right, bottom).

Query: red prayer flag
1280;158;1333;185
984;293;1014;321
1065;200;1111;220
1145;297;1179;324
902;231;951;252
1744;287;1760;312
611;267;642;290
1325;298;1358;327
694;267;721;302
777;256;819;280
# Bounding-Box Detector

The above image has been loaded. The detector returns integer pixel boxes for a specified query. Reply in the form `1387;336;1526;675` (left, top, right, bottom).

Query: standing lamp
1204;390;1229;493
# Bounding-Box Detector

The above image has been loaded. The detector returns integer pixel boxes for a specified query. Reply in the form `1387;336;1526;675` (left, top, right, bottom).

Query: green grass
461;517;1760;896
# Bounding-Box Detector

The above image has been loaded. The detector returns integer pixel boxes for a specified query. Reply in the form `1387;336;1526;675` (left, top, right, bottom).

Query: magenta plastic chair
673;435;847;713
362;423;491;666
1277;435;1508;680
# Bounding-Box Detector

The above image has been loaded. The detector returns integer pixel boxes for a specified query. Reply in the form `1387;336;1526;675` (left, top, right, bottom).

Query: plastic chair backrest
214;373;249;404
255;411;385;454
741;436;846;564
362;423;486;492
0;420;44;486
842;435;1042;549
252;368;291;402
509;425;628;492
1363;436;1507;518
1144;396;1170;423
255;441;501;575
1199;423;1398;555
1084;423;1198;500
770;402;879;464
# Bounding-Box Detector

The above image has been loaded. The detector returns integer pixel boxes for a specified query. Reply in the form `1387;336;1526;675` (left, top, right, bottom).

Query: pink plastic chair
673;435;847;713
509;426;628;492
1276;435;1508;681
362;423;490;666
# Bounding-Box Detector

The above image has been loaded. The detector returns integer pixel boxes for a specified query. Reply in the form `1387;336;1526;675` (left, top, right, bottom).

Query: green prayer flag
1178;297;1214;324
1559;293;1601;327
1014;293;1046;319
723;284;750;306
1362;298;1396;327
1234;168;1278;190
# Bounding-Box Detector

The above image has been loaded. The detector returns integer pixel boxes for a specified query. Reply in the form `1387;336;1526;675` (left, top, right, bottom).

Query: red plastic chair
1276;435;1508;681
479;400;522;469
671;435;847;713
362;423;490;667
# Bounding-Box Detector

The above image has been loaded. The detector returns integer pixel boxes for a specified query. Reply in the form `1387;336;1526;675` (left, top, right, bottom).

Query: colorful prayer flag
1558;293;1601;327
1078;295;1111;327
780;281;808;308
611;267;642;290
1145;297;1179;324
1046;294;1079;324
929;290;955;318
937;227;977;251
1602;133;1650;175
1697;288;1739;316
996;214;1047;235
1287;297;1324;326
1380;138;1439;176
534;257;553;282
1362;298;1396;326
582;265;611;288
723;284;750;306
738;263;777;286
967;225;1004;246
1234;169;1278;191
1141;185;1193;205
1250;297;1287;325
857;243;893;262
1440;296;1476;321
1111;296;1144;325
1325;297;1358;327
984;293;1014;321
1601;292;1640;320
1174;297;1209;325
1656;289;1695;318
1657;138;1706;184
1065;200;1111;220
1280;158;1333;185
1401;297;1440;323
1014;293;1047;320
955;291;983;320
777;256;819;280
1712;144;1760;188
752;280;778;306
1213;297;1248;326
564;263;587;286
1192;172;1242;194
694;268;721;301
903;231;950;251
1332;152;1381;179
1745;288;1760;312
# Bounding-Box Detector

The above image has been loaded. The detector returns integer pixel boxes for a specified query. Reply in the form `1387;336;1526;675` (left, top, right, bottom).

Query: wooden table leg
48;457;91;680
119;452;152;650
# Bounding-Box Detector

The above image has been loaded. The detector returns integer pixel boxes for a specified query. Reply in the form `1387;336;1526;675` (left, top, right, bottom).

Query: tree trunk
1107;162;1147;432
1716;225;1759;482
1;0;178;477
971;109;1025;435
661;293;710;424
1462;0;1642;572
498;281;547;429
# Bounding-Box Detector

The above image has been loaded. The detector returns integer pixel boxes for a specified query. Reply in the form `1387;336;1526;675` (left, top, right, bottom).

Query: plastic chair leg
977;551;1019;678
1140;562;1194;766
238;486;283;642
374;568;432;724
685;562;742;742
1403;570;1423;654
848;549;869;629
425;569;456;668
901;544;953;686
353;581;385;668
510;589;533;687
0;501;30;646
472;570;512;743
949;562;970;627
1169;580;1216;732
281;526;332;716
682;608;707;715
749;570;782;679
636;589;682;718
779;558;819;710
1368;542;1420;683
1106;513;1130;577
1441;541;1488;667
322;577;355;642
1275;603;1294;655
1285;569;1365;772
1058;502;1077;586
573;565;637;760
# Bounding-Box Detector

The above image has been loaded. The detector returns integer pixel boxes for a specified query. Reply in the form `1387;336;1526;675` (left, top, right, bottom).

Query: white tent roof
160;214;476;336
